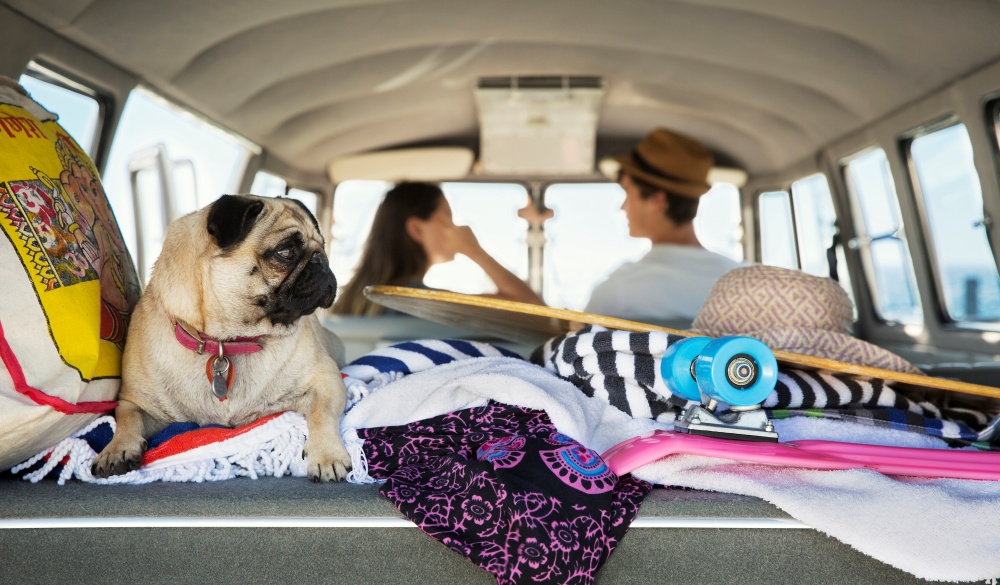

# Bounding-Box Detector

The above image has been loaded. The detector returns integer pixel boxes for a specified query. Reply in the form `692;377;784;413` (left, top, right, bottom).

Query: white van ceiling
7;0;1000;177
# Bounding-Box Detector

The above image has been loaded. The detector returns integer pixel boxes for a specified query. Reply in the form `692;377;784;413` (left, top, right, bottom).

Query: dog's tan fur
93;195;351;482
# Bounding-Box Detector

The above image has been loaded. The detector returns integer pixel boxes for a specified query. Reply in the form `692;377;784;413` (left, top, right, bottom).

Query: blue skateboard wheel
694;336;778;407
661;337;712;402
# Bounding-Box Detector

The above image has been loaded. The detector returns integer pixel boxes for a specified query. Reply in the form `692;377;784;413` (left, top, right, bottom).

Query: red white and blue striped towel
14;339;519;485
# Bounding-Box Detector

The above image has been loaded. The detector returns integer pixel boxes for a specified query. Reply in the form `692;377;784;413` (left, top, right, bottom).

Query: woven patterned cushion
0;77;140;470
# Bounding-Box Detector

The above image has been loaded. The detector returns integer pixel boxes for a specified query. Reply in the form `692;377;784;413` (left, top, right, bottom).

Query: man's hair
624;171;700;225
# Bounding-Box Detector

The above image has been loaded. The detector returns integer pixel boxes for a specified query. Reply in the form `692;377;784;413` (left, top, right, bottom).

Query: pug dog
92;194;352;482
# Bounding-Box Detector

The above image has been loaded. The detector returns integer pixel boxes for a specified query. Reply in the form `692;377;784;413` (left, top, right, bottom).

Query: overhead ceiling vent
475;76;605;176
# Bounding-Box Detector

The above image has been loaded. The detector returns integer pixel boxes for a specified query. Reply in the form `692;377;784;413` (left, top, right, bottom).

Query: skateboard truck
673;402;777;442
662;336;779;442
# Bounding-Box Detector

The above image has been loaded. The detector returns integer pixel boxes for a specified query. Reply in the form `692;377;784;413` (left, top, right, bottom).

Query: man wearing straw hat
585;128;741;323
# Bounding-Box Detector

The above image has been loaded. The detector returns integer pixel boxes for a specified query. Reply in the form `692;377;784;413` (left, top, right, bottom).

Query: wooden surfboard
364;285;1000;406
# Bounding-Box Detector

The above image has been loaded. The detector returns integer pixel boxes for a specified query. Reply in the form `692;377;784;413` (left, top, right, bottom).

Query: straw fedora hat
615;128;713;199
691;265;921;374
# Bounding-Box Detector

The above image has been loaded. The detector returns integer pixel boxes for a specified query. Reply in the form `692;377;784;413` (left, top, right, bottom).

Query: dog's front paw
303;440;352;482
91;438;147;478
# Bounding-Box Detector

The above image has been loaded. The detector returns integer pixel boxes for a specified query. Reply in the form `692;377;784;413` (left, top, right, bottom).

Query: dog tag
207;356;233;401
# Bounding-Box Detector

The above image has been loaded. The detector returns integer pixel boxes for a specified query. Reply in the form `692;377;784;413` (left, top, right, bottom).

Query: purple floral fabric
359;403;651;585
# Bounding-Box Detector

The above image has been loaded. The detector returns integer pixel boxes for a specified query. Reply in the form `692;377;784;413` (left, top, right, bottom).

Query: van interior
3;1;1000;583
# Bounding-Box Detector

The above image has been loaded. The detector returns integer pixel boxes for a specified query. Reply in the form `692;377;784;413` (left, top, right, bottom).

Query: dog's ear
207;195;265;249
287;197;321;233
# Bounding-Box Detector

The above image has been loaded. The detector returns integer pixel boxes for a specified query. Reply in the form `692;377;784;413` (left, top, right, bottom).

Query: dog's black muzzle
268;252;337;325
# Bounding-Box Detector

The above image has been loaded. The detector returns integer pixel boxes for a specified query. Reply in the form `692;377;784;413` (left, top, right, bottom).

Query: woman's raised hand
449;224;485;260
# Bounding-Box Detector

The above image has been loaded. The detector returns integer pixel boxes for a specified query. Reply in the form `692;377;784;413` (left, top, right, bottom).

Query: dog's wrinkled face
206;194;335;330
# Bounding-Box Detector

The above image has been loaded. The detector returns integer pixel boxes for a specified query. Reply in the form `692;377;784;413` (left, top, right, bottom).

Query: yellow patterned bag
0;77;140;470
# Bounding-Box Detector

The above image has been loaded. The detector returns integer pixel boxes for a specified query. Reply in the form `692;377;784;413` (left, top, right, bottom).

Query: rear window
329;181;529;296
542;181;743;310
250;170;320;216
330;180;388;286
542;183;649;310
427;182;530;294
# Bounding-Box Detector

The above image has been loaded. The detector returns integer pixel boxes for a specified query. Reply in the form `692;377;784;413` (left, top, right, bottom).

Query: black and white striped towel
532;325;998;443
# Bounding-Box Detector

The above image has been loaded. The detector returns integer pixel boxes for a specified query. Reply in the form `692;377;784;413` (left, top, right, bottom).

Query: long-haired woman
332;182;542;316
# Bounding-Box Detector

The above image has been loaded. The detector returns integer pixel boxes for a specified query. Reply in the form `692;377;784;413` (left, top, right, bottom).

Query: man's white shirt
584;244;742;322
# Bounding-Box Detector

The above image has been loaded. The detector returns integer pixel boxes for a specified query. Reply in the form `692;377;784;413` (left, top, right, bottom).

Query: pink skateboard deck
602;430;1000;480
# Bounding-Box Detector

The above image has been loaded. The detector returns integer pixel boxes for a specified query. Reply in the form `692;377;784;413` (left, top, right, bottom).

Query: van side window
18;63;103;158
757;178;855;312
843;149;922;323
103;88;254;281
791;173;855;310
757;190;798;269
909;123;1000;322
790;174;839;277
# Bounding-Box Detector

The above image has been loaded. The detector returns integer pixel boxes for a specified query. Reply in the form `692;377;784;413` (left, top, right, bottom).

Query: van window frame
840;146;924;325
103;85;258;281
983;96;1000;254
754;188;799;270
19;60;112;167
900;115;1000;325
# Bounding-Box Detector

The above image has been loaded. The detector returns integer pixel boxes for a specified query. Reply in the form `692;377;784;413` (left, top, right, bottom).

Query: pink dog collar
173;323;263;356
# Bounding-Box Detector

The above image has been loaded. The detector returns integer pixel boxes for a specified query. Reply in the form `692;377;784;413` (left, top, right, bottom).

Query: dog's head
153;194;335;336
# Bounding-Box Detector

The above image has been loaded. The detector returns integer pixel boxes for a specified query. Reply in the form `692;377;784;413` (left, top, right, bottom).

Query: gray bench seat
0;474;943;584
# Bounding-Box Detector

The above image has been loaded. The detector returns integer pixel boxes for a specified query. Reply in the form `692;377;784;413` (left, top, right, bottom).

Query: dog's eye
275;246;296;262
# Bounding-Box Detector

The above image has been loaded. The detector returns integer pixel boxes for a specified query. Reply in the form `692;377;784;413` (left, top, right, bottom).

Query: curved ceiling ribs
174;0;904;110
6;0;1000;175
66;0;409;79
231;40;860;136
274;72;813;166
165;0;899;172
